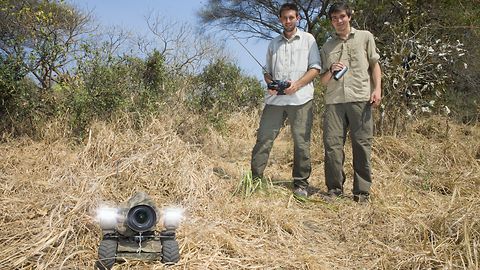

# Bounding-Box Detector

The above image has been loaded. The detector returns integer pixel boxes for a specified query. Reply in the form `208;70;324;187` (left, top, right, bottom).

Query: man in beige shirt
319;2;381;205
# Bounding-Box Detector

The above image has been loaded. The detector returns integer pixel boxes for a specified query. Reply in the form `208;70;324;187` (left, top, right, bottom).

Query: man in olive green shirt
319;2;382;205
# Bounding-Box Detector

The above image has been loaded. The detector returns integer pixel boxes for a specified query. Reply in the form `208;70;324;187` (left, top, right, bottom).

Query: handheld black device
267;80;290;95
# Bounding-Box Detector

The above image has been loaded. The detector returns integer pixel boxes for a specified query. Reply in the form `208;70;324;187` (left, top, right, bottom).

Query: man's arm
284;68;320;95
369;61;382;108
319;70;332;85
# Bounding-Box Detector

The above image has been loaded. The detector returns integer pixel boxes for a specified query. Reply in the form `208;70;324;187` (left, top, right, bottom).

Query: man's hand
330;62;345;73
267;88;279;95
287;68;320;94
265;68;319;95
264;73;279;95
284;80;299;95
369;89;381;108
320;62;345;85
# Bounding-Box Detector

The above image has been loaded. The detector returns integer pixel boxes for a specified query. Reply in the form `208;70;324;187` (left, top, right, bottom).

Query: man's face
279;9;299;33
330;10;351;32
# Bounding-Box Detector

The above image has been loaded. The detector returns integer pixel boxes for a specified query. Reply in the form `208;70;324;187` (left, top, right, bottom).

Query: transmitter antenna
202;3;270;75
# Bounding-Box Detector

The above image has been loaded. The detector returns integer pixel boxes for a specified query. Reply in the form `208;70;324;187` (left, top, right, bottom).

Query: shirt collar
333;27;357;41
281;28;301;42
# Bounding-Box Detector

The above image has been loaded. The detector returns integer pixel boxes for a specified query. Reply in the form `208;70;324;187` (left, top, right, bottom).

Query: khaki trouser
251;100;313;189
323;102;373;196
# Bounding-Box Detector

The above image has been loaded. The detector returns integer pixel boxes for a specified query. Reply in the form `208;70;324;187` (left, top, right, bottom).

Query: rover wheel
161;239;179;264
97;238;117;270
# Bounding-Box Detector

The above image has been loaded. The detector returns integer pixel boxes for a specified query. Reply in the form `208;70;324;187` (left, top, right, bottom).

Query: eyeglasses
331;14;349;22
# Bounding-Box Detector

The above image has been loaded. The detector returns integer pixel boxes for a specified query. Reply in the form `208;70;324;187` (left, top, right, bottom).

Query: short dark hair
279;3;299;17
328;2;352;20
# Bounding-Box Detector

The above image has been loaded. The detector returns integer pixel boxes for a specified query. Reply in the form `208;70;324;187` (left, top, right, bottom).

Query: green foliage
0;0;88;91
1;1;266;140
57;45;174;137
3;0;479;141
143;50;168;95
0;0;94;137
188;59;264;129
232;168;267;200
0;53;42;136
312;80;326;115
0;17;266;140
312;16;334;48
352;0;478;135
0;54;26;103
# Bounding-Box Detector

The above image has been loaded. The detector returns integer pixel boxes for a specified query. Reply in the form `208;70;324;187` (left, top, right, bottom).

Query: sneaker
354;195;369;205
293;187;308;198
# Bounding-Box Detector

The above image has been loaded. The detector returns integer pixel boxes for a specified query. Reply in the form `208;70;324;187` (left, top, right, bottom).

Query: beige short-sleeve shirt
320;28;380;104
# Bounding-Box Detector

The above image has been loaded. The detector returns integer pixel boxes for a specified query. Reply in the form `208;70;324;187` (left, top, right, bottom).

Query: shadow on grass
233;167;338;211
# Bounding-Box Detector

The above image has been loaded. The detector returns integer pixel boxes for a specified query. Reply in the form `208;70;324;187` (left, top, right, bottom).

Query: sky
72;0;270;79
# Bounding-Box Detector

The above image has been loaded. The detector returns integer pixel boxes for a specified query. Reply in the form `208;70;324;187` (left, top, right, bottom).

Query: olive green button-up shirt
320;28;380;104
263;29;322;106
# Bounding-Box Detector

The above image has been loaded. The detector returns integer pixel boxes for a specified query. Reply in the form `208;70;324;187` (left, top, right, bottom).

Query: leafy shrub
58;48;173;137
188;59;264;128
0;54;42;136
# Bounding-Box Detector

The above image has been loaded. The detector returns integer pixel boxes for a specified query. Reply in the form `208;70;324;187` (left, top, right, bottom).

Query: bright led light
163;209;182;230
97;207;118;230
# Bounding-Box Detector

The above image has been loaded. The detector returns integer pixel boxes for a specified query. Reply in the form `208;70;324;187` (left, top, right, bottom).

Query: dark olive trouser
251;100;313;189
323;102;373;196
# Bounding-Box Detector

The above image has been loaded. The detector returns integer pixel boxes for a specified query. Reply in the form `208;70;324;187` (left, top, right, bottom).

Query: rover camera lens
126;205;157;232
135;210;148;223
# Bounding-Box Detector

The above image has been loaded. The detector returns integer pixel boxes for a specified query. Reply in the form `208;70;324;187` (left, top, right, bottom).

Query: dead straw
0;113;479;269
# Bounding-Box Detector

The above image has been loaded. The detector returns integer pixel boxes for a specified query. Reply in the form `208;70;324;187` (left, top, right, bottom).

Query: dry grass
1;111;480;269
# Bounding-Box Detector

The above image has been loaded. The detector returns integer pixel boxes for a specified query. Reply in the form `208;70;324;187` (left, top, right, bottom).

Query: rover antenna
116;160;119;208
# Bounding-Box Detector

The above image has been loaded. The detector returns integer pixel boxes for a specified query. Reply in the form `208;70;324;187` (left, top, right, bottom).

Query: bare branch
198;0;330;41
143;10;232;74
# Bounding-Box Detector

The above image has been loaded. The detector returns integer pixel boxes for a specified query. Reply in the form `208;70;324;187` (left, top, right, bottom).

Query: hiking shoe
324;189;343;202
354;195;369;205
293;187;308;198
324;194;338;202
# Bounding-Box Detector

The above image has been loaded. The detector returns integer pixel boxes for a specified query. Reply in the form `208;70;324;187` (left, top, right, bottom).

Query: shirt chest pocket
348;44;369;69
294;47;309;58
327;48;342;66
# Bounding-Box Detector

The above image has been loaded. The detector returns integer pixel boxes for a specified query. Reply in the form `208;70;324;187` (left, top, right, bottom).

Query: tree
143;10;231;74
354;0;479;132
376;24;465;136
0;54;27;117
0;0;93;91
199;0;480;133
198;0;332;43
